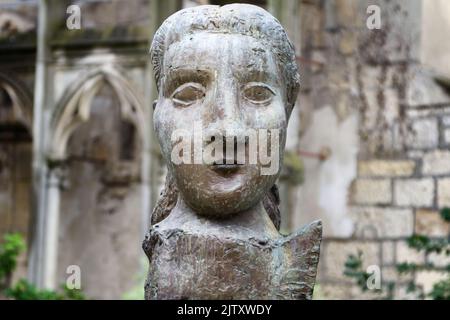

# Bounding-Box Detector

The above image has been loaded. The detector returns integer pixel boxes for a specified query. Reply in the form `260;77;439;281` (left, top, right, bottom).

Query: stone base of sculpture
143;204;322;300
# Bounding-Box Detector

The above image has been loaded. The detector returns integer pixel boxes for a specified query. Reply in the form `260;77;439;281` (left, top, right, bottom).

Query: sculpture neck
156;196;279;241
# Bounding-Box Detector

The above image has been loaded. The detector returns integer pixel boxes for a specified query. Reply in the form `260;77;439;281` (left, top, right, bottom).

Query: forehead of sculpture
161;4;285;44
162;33;281;87
151;4;299;111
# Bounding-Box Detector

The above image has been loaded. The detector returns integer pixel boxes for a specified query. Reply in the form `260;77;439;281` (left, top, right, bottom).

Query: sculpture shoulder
280;220;322;255
273;220;322;299
142;227;166;260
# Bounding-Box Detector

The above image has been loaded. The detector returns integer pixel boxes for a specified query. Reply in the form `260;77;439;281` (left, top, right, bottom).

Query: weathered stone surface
407;106;450;118
405;68;450;107
0;143;32;240
407;150;424;159
294;106;358;238
55;84;143;299
405;118;439;149
334;0;359;28
382;266;414;284
437;178;450;208
313;283;351;300
422;150;450;175
358;160;415;177
144;216;322;299
357;0;422;64
352;179;392;205
350;206;413;238
442;116;450;127
422;1;450;77
339;32;356;55
382;241;396;265
415;209;449;237
322;241;380;281
444;129;450;144
396;241;425;265
394;284;422;300
394;179;434;207
415;271;448;294
428;251;450;268
317;283;380;300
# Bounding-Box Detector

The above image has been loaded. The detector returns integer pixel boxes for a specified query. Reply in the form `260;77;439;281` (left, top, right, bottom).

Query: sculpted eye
243;82;275;105
171;83;205;107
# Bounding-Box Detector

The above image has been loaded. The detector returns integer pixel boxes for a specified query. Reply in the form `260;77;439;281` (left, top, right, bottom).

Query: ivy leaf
440;207;450;222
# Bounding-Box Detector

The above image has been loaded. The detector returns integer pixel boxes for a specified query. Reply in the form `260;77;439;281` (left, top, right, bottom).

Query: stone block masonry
304;0;450;300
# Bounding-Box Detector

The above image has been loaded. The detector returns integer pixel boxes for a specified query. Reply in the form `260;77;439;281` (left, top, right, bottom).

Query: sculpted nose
206;85;243;134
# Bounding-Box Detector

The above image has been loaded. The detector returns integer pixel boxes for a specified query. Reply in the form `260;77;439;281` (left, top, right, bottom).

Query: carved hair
150;4;300;230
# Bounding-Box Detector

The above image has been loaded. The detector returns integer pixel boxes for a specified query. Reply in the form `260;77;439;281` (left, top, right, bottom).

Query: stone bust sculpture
143;4;322;300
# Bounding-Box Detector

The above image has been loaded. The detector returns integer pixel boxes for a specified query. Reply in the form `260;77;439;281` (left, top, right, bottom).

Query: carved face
154;32;289;217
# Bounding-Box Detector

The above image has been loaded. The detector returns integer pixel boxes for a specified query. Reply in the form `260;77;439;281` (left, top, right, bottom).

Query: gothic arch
32;65;153;291
0;72;33;133
49;66;148;159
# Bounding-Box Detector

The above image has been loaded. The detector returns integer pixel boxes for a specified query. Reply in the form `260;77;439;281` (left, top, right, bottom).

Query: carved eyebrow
165;68;212;85
163;68;212;96
236;69;278;85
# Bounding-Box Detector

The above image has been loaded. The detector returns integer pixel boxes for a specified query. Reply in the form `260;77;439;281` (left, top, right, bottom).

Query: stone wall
288;0;450;299
56;84;143;299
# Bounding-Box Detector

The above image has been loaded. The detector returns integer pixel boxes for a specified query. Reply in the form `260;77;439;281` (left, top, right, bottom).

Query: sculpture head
151;4;299;218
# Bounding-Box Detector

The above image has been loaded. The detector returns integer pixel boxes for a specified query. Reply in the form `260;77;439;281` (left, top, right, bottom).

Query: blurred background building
0;0;449;299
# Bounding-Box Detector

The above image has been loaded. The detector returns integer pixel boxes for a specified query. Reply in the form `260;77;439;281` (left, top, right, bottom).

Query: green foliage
0;233;86;300
4;279;86;300
440;207;450;222
343;250;372;292
343;250;388;299
396;262;436;274
282;151;304;185
5;279;63;300
429;277;450;300
407;235;448;255
343;207;450;300
0;233;26;287
60;284;86;300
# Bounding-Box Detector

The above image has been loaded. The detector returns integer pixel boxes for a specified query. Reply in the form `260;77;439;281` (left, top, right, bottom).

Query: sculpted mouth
210;161;243;174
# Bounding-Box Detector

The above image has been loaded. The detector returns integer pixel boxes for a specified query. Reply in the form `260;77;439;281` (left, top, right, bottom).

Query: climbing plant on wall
344;207;450;300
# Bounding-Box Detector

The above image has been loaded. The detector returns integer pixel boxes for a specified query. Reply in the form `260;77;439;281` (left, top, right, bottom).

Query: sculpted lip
210;162;243;174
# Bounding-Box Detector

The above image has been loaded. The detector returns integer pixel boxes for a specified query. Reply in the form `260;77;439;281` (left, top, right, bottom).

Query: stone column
41;166;65;289
28;0;50;288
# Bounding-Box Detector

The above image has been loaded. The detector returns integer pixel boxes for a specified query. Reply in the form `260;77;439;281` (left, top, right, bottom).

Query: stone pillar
41;166;65;289
28;0;50;288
